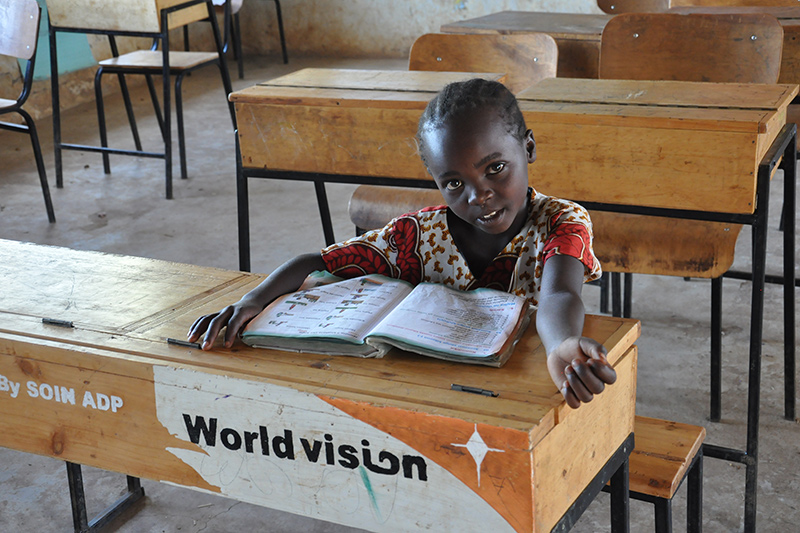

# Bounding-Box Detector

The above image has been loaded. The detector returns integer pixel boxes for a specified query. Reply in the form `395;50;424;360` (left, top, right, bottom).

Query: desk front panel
0;240;639;532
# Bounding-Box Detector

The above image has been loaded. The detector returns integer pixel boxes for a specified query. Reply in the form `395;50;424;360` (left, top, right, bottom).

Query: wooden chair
0;0;55;223
597;0;670;13
46;0;236;199
184;0;288;80
348;32;558;234
595;12;784;421
604;416;705;533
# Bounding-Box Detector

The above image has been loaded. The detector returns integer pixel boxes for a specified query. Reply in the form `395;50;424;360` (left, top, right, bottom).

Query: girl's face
422;107;535;235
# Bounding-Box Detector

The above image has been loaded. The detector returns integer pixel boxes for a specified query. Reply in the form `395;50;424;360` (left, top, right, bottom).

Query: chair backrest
45;0;208;33
0;0;40;61
597;0;669;14
599;13;783;83
408;33;558;94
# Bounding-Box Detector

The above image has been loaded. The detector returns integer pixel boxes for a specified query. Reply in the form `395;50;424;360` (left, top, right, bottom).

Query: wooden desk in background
230;69;796;530
439;11;612;78
0;239;638;532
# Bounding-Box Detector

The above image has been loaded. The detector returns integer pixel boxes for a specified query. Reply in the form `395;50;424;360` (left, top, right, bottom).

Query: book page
367;283;526;358
242;275;413;343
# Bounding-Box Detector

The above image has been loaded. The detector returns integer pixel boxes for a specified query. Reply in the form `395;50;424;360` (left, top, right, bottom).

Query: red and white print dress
321;190;601;306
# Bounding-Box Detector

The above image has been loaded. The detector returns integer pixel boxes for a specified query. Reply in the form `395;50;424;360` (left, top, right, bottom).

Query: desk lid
231;68;506;106
440;11;612;39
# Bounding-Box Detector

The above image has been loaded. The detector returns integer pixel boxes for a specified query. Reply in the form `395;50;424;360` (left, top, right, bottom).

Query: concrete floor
1;55;798;532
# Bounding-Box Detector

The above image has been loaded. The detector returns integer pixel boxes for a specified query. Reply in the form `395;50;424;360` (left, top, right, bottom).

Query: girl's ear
525;129;536;163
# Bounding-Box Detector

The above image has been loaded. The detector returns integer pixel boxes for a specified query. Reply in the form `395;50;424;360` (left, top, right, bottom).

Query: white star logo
451;424;505;486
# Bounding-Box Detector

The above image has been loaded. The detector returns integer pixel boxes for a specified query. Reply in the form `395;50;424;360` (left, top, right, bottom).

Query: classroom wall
1;0;600;120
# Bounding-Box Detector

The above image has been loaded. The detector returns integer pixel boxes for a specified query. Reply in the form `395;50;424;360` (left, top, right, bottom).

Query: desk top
670;5;800;20
440;11;612;40
0;239;639;531
231;68;506;107
517;77;797;133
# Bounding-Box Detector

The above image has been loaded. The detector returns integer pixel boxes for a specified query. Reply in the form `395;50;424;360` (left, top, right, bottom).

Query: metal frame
66;462;145;533
48;0;235;200
235;115;796;532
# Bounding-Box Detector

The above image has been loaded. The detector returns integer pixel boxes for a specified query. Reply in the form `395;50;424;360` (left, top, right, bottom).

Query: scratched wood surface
440;11;611;78
46;0;208;33
0;239;639;532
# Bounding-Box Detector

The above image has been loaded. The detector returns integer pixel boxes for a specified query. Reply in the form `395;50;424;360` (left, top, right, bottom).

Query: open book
241;272;531;367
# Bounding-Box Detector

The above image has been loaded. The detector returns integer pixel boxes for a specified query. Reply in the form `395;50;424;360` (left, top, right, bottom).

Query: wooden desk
231;68;505;262
0;239;639;532
439;11;612;79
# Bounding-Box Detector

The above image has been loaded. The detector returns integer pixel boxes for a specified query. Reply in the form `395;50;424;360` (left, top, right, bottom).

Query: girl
188;79;616;408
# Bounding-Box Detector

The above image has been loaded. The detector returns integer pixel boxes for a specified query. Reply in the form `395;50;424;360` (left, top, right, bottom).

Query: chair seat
629;415;705;500
0;97;17;110
591;211;741;278
99;50;219;70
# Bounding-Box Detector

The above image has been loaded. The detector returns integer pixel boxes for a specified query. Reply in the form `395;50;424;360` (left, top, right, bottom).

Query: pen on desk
451;384;498;397
167;338;201;349
42;317;74;328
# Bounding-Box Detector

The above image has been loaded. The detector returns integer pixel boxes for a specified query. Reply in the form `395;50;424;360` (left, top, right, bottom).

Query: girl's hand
547;336;617;409
187;300;264;350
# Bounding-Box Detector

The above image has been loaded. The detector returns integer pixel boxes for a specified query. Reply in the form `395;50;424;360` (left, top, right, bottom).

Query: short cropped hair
416;78;527;168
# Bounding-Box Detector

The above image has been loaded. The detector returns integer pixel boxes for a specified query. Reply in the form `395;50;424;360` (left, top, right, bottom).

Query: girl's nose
468;185;492;207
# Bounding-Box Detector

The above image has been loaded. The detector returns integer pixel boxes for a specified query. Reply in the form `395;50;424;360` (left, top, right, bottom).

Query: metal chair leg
654;499;673;533
233;12;244;79
94;68;111;174
687;451;703;533
17;108;56;223
175;73;188;180
710;277;722;422
274;0;288;64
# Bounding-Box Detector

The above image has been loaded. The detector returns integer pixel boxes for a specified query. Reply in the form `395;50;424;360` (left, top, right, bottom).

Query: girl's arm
536;255;617;408
187;252;327;350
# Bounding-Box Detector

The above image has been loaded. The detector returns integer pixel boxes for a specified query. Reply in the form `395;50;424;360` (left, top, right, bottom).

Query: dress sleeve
320;214;425;284
541;204;602;282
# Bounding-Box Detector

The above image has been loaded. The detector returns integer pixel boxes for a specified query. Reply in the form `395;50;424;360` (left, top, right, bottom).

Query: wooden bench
605;416;705;533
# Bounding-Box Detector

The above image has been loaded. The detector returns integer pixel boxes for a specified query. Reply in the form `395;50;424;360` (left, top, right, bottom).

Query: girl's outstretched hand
187;299;264;350
547;336;617;409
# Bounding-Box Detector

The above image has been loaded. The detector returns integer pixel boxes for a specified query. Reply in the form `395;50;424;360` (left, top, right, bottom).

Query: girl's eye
445;179;462;191
487;162;506;175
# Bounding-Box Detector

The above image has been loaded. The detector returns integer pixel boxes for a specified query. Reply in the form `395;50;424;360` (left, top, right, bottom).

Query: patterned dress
321;190;601;306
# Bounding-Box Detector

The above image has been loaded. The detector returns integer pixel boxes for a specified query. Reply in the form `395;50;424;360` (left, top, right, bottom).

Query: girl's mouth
478;209;502;223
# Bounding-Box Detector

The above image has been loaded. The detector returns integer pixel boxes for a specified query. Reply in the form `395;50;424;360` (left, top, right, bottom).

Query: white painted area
153;366;515;532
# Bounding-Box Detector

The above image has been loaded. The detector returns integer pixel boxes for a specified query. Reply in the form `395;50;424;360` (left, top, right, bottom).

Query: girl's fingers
588;358;618;385
565;365;593;403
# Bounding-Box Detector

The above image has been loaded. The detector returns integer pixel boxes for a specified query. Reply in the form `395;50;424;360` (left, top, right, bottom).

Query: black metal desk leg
66;462;145;533
236;135;251;272
48;23;63;189
314;181;336;246
609;457;630;533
